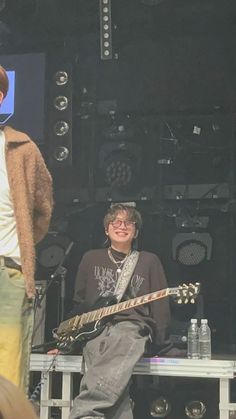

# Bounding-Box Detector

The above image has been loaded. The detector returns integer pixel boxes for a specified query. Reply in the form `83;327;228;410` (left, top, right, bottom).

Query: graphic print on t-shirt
94;264;145;298
94;265;117;296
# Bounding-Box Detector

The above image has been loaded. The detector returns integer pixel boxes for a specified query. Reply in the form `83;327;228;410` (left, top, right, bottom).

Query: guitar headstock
171;282;200;304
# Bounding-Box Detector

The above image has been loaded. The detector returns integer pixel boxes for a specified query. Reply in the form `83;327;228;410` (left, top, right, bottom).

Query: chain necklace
107;247;131;274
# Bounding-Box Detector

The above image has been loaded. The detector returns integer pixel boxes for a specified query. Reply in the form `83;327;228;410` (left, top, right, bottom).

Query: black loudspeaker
32;280;47;347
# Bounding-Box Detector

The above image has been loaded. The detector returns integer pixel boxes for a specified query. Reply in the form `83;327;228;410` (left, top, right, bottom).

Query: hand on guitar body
47;348;60;355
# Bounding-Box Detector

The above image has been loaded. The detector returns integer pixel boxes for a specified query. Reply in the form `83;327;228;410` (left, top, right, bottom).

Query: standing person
0;65;53;393
68;203;171;419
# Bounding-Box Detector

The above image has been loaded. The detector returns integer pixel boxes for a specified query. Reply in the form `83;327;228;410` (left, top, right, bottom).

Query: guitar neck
80;287;178;325
57;283;199;336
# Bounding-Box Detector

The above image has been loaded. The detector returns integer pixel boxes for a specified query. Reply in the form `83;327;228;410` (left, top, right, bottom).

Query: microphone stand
32;241;74;352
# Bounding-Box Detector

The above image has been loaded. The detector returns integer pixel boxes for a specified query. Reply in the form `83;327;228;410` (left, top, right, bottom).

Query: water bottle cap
201;319;208;324
191;318;197;323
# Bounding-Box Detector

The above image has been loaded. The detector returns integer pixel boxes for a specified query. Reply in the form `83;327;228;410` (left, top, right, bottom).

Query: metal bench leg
61;371;73;419
40;371;52;419
219;377;230;419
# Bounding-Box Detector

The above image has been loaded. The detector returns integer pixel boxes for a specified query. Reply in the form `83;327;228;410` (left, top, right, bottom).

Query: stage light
185;400;206;418
54;71;69;86
53;146;70;162
54;120;69;136
99;140;141;192
150;396;171;418
48;62;73;167
53;95;68;111
104;152;134;188
99;0;112;60
177;241;206;265
172;232;212;266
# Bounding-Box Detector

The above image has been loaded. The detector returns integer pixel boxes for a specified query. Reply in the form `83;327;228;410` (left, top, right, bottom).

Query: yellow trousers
0;266;34;394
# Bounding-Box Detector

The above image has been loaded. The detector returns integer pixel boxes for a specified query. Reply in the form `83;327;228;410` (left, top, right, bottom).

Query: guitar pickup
57;315;81;335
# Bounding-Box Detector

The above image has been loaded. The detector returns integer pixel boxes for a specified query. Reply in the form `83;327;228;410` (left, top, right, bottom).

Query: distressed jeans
0;266;34;394
69;321;149;419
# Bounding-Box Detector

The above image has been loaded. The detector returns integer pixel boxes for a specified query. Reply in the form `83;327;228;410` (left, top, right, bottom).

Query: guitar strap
113;250;139;303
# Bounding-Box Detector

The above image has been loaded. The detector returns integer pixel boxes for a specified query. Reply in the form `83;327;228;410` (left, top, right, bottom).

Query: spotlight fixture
99;141;142;191
104;152;134;188
54;71;69;86
53;95;68;111
150;396;171;418
172;232;212;266
185;400;206;419
48;63;72;167
99;0;112;60
54;120;69;136
53;146;70;162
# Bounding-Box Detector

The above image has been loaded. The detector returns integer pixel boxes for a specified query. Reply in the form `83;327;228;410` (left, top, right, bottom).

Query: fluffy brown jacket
3;126;53;297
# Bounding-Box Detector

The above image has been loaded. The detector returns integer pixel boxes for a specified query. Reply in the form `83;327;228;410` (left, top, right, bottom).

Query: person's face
0;91;4;105
106;210;137;247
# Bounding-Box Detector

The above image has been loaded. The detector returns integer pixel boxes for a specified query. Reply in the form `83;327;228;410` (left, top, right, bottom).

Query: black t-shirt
71;248;171;348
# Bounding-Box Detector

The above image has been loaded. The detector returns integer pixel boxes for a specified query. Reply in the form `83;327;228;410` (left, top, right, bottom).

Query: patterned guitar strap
113;250;139;303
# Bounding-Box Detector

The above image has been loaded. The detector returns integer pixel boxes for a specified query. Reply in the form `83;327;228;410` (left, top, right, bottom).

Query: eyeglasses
110;219;136;229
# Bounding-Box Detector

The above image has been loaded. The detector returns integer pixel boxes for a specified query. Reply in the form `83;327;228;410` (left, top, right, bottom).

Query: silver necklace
107;247;131;274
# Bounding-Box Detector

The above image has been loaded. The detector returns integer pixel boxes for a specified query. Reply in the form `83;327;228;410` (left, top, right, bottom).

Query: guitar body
57;296;117;352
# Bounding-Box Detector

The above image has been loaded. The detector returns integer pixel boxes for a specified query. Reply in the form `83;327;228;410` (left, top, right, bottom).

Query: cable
29;354;58;402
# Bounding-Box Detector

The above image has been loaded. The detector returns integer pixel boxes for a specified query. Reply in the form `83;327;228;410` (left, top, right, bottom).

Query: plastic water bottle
199;319;211;359
187;319;199;359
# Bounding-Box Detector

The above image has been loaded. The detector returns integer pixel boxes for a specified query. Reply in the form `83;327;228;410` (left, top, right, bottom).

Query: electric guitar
55;282;200;353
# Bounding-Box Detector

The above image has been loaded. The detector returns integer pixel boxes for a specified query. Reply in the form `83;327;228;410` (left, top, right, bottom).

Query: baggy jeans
0;266;34;394
69;321;150;419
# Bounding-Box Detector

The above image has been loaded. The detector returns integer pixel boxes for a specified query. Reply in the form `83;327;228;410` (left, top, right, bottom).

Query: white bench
30;354;236;419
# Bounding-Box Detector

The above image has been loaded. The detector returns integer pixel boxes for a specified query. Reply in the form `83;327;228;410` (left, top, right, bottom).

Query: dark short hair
0;66;9;98
103;203;142;231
